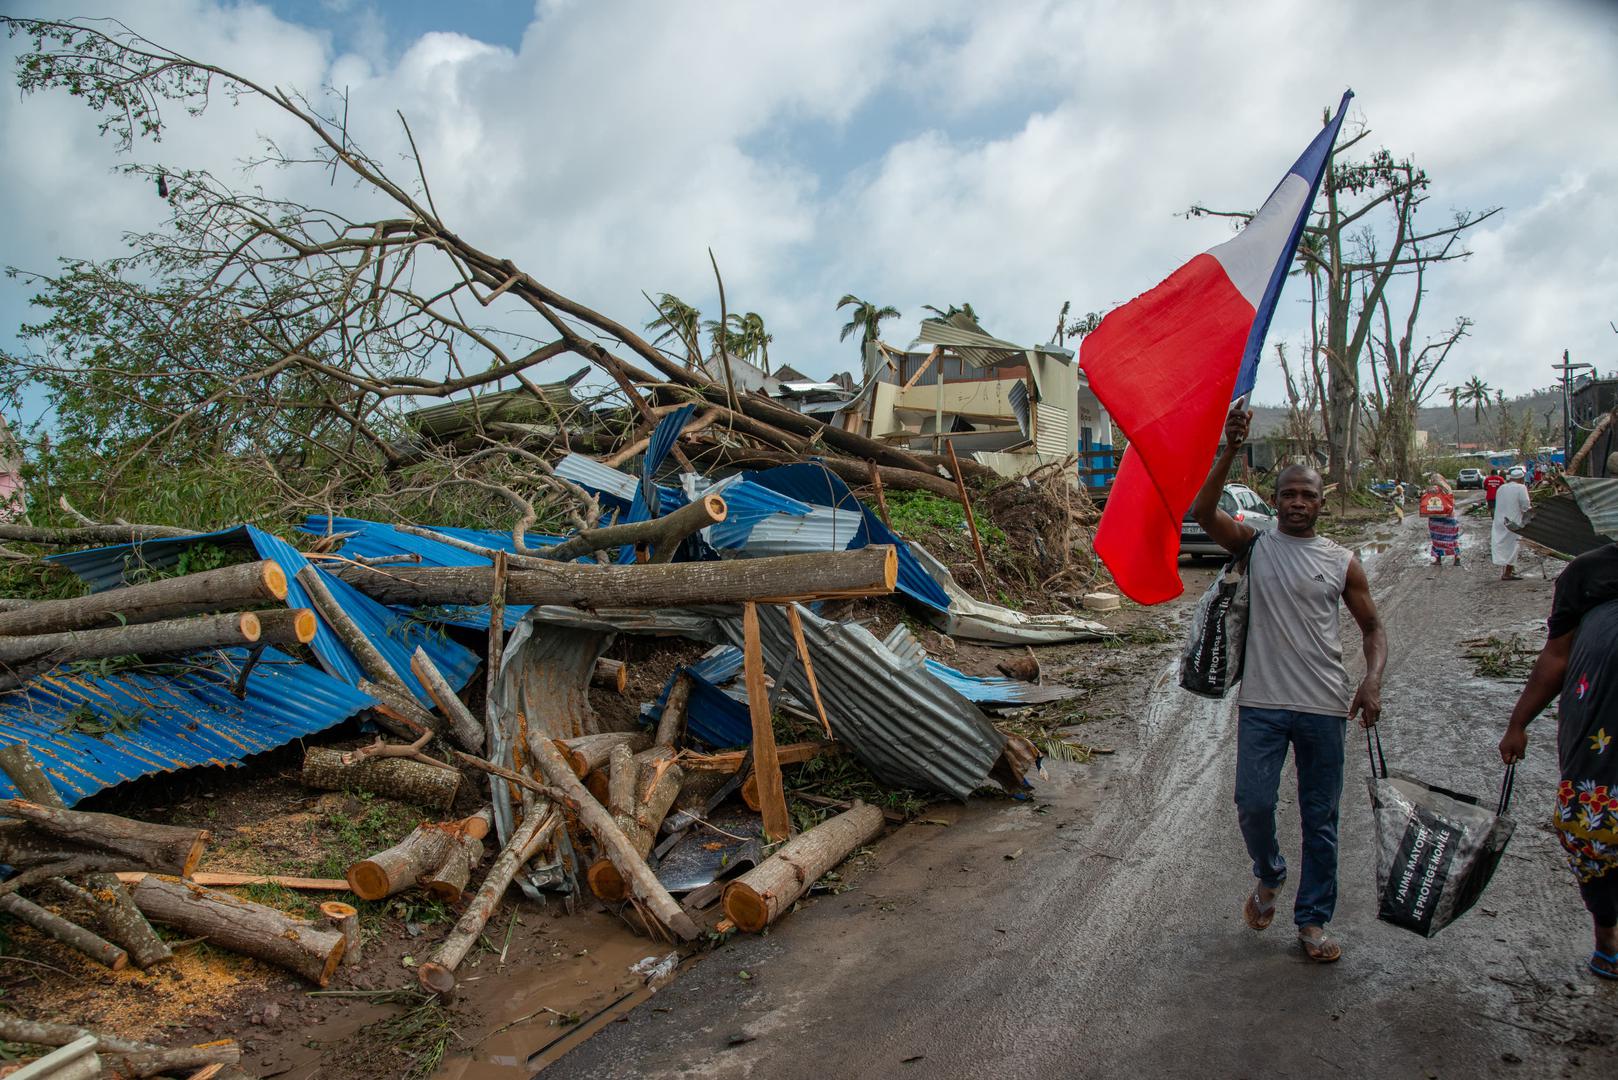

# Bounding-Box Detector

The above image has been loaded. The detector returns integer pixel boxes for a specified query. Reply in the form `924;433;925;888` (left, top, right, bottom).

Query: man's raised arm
1191;405;1257;555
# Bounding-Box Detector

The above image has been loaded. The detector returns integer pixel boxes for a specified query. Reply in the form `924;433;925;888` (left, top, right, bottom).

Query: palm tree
1459;376;1493;423
703;314;748;363
1446;385;1463;446
737;312;772;372
836;294;901;359
921;301;981;325
644;294;703;367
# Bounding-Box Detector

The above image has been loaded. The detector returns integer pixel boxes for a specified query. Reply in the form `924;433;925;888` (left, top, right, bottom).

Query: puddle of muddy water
434;911;666;1079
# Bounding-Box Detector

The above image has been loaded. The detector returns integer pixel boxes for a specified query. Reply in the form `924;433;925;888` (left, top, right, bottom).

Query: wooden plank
116;872;351;892
785;605;832;738
742;602;791;842
946;440;992;590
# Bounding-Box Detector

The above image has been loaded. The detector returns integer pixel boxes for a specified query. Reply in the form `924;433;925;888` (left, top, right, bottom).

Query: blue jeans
1235;707;1346;928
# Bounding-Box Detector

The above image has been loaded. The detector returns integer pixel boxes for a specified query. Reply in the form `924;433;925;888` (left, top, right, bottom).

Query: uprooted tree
0;16;1006;550
1188;106;1499;486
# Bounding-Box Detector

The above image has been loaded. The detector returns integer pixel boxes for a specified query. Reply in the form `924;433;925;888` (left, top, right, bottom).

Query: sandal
1298;928;1342;963
1590;949;1618;981
1243;886;1278;931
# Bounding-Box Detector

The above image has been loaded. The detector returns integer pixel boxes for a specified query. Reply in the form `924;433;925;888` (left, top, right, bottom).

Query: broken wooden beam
722;801;884;932
742;602;790;843
331;546;899;609
0;560;288;637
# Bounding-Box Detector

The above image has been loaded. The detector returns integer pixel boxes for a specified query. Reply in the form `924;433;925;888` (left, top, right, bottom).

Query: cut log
652;671;692;749
422;833;484;905
320;901;360;966
555;731;652;778
300;746;460;812
333;546;899;609
593;656;628;694
294;565;412;695
0;800;207;877
0;523;197;545
539;492;728;563
0;892;128;969
357;678;443;740
410;647;485;752
606;743;636;817
0;1017;240;1078
249;607;319;647
417;806;557;998
584;768;610;806
125;875;345;986
0;611;264;668
588;759;685;903
0;743;172;968
722;802;885;932
742;603;790;843
0;561;287;637
345;812;489;901
527;735;698;941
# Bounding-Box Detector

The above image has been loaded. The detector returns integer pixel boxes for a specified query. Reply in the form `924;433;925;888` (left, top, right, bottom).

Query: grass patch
1465;633;1536;681
883;490;1007;547
305;794;422;881
321;996;458;1080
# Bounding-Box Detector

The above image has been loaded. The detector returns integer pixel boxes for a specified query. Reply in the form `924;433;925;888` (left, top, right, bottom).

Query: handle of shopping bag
1497;763;1515;815
1364;724;1388;780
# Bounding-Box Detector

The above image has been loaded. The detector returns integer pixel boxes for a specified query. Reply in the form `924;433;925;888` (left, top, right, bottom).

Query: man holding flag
1081;92;1387;961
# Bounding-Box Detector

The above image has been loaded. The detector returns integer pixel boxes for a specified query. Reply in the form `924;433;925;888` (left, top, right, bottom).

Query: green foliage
51;702;147;739
790;751;928;823
307;794;421;881
0;558;86;603
883;490;1006;547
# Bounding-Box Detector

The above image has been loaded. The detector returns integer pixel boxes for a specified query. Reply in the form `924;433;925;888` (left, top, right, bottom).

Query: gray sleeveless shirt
1236;529;1354;716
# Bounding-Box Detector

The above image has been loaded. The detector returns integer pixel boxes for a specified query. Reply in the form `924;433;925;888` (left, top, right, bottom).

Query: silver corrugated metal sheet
1513;493;1611;559
1567;476;1618;539
1034;400;1070;457
912;316;1029;370
0;648;374;805
720;604;1005;799
909;543;1112;645
727;506;863;556
881;623;928;670
922;659;1083;707
556;453;641;504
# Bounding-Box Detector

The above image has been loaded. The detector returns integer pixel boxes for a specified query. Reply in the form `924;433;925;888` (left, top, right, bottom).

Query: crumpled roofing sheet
1566;476;1618;541
0;647;374;805
908;543;1112;645
719;603;1005;799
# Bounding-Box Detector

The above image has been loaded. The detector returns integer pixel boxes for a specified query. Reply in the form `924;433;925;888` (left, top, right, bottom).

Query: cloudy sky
3;0;1616;428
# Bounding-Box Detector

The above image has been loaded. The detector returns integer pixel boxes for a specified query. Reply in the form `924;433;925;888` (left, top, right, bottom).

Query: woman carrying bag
1499;541;1618;979
1420;473;1460;568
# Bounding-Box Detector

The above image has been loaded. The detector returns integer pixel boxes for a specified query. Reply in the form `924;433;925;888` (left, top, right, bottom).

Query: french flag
1081;91;1353;605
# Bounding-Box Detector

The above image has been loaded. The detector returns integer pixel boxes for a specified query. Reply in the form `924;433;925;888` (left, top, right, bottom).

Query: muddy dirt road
545;505;1616;1079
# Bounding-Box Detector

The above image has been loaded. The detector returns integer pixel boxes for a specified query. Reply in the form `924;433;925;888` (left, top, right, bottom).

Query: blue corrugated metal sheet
742;463;951;612
705;479;815;550
921;659;1082;707
48;524;479;703
0;647;374;806
643;405;697;519
641;645;752;749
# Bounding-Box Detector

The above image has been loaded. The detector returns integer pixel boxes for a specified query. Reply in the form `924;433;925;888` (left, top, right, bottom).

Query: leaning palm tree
738;312;772;372
702;314;748;363
836;294;901;359
644;293;703;367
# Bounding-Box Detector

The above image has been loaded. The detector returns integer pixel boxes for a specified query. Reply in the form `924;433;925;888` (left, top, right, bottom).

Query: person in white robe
1492;476;1532;580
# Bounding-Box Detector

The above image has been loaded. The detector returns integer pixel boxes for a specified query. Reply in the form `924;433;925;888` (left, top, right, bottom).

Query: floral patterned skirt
1556;780;1617;884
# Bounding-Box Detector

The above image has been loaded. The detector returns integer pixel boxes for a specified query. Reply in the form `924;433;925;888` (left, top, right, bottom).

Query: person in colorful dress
1422;474;1460;567
1499;541;1618;979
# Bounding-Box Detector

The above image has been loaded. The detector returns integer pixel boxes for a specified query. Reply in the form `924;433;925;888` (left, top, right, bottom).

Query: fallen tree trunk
0;744;171;969
527;735;698;941
410;647;485;752
357;677;443;740
555;731;652;778
417;806;557;998
301;746;460;812
125;875;346;986
539;492;727;563
332;546;899;609
0;892;128;970
0;611;267;668
593;656;628;694
0;561;288;637
652;672;691;748
0;523;197;545
346;810;490;901
295;565;413;696
722;801;885;932
0;1017;241;1079
0;800;208;877
687;441;964;502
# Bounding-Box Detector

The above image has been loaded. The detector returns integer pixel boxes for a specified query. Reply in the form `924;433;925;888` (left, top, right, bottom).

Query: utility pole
1552;350;1594;467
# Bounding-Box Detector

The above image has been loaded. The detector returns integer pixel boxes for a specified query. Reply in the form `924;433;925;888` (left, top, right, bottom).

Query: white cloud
2;0;1615;429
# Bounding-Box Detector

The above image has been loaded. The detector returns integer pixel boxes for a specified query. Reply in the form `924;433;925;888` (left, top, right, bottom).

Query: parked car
1368;478;1398;496
1456;467;1484;489
1180;484;1276;558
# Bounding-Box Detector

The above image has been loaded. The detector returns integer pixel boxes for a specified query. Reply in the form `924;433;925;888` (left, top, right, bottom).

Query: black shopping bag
1178;534;1259;699
1366;729;1515;937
